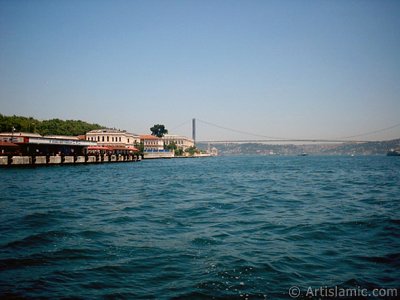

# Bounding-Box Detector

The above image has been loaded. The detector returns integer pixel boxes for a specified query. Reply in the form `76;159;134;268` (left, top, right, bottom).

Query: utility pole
192;118;196;144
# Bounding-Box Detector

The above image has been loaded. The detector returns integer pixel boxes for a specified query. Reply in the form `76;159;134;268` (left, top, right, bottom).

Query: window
112;137;114;142
107;136;109;142
119;137;121;142
127;139;130;143
102;136;104;142
97;136;100;141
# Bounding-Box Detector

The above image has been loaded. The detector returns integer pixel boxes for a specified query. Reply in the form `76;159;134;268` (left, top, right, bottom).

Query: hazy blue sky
1;0;399;141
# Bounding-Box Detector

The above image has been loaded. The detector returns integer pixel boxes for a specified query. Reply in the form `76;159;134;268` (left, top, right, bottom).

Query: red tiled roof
126;146;139;151
87;146;111;150
109;146;128;151
139;135;160;140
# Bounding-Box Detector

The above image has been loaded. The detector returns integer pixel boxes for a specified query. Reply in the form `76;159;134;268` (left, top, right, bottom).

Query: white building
162;134;194;151
139;135;164;151
86;129;139;147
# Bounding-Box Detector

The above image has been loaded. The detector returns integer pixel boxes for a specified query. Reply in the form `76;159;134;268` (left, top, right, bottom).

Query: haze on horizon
1;0;399;141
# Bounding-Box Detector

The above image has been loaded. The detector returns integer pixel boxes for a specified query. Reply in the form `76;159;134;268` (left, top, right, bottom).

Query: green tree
0;114;38;133
136;141;145;157
165;141;177;151
185;146;199;156
0;114;103;136
150;124;168;138
175;148;184;156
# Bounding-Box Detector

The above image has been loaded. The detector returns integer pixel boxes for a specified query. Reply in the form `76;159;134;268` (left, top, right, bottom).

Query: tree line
0;114;103;136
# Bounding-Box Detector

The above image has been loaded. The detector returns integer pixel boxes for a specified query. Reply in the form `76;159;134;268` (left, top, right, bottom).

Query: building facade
86;129;139;147
139;135;164;151
0;132;96;156
162;134;194;151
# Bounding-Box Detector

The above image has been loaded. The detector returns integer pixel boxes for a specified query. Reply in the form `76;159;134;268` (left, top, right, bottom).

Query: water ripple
1;156;399;299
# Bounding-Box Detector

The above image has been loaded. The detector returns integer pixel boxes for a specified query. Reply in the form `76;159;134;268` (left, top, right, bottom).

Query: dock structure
0;128;214;166
0;153;140;167
0;132;141;167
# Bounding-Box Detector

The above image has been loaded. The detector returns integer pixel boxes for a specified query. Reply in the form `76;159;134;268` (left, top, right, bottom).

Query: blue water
0;156;399;299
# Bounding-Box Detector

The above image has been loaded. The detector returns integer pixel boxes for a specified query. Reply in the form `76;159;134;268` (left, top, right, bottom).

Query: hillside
0;114;103;136
198;139;400;156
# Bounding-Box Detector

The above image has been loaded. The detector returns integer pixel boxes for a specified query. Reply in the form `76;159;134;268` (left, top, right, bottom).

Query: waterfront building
162;134;194;151
0;132;96;156
210;147;219;156
86;129;139;147
0;132;42;140
139;135;164;151
139;134;174;159
0;131;142;166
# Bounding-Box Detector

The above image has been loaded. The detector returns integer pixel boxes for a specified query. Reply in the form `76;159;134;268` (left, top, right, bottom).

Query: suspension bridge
171;118;400;144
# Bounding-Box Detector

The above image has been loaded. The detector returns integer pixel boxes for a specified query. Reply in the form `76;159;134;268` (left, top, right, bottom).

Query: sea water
0;156;399;299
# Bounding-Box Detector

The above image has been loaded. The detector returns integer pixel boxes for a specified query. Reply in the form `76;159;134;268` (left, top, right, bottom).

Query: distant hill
0;114;103;136
198;139;400;156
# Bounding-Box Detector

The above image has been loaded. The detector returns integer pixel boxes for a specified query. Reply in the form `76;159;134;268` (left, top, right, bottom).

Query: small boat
387;149;400;156
298;153;308;156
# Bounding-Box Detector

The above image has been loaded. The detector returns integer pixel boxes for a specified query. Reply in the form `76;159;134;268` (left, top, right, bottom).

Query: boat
387;149;400;156
298;153;308;156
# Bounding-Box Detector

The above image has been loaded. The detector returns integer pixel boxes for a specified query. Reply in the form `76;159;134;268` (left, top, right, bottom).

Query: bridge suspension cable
338;121;400;140
196;119;291;141
195;118;399;143
170;119;192;132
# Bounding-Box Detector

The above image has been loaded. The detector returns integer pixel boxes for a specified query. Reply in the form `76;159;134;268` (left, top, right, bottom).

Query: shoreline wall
143;152;174;159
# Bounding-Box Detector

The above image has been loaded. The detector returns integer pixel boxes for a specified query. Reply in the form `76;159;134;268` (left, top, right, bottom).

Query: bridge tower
192;118;196;144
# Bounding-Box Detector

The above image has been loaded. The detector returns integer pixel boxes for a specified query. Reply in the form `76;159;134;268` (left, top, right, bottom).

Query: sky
1;0;400;141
